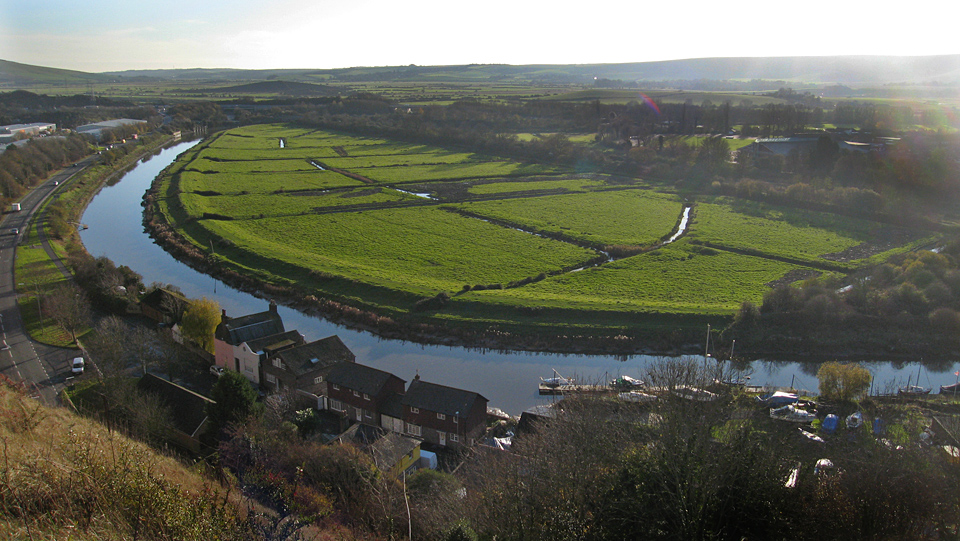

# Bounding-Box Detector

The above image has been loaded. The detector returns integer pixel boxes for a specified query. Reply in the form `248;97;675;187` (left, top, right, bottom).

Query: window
405;423;421;437
330;399;343;412
363;393;370;401
437;413;446;420
410;407;419;414
314;376;323;384
453;416;458;424
450;433;460;443
365;410;372;418
272;358;282;368
332;384;339;390
352;390;360;397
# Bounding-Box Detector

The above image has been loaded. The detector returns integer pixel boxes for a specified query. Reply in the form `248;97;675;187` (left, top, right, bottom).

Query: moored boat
770;404;817;423
940;382;960;395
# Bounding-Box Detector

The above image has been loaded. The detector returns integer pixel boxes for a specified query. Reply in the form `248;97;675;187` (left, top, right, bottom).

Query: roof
245;329;304;355
274;335;355;377
136;373;214;437
337;424;420;471
140;288;190;321
326;362;403;396
402;378;488;417
215;305;285;345
379;392;404;419
76;118;148;132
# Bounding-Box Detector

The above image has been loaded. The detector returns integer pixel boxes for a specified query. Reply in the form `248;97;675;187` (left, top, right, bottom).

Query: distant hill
0;58;114;85
203;80;340;96
105;56;960;86
5;55;960;87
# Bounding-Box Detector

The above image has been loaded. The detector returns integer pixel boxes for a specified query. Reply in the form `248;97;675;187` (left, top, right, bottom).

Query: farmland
151;123;940;343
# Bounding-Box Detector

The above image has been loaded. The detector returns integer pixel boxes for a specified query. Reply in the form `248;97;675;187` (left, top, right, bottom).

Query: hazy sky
2;0;958;72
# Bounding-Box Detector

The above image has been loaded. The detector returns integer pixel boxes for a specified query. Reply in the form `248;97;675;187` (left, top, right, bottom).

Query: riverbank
16;133;175;345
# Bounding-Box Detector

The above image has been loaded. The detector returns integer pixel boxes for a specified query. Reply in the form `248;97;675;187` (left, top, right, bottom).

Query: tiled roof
337;424;419;471
215;306;284;345
402;379;488;417
245;330;304;355
326;363;402;396
275;336;355;377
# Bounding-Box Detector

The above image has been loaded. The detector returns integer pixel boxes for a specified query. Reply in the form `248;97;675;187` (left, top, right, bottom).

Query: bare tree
43;284;91;344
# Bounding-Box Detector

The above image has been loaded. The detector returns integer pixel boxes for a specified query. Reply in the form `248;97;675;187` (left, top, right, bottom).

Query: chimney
269;302;278;314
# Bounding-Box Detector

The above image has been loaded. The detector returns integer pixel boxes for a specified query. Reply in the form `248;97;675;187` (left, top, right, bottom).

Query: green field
461;189;685;247
155;124;938;335
201;207;598;293
468;243;802;314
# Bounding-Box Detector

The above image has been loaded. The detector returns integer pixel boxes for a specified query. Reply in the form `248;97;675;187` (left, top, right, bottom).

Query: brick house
262;335;355;394
236;330;304;385
322;363;405;426
399;376;488;448
214;303;284;378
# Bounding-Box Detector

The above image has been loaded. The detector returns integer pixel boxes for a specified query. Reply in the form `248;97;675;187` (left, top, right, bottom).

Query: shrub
817;362;871;402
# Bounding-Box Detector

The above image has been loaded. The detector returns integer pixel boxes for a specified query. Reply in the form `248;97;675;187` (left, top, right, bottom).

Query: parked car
209;365;225;377
11;228;18;235
71;357;85;375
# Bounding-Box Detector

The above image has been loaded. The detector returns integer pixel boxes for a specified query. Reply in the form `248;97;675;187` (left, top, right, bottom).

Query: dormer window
410;407;419;414
363;393;370;401
332;384;339;390
272;358;282;368
353;390;360;397
437;413;446;420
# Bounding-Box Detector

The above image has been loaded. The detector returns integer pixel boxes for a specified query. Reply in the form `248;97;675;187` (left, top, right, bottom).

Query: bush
817;362;871;402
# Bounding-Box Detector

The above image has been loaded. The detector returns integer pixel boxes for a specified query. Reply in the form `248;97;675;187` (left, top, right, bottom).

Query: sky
2;0;959;73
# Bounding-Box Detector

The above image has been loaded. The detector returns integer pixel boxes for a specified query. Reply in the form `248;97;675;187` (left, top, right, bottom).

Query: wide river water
79;139;960;414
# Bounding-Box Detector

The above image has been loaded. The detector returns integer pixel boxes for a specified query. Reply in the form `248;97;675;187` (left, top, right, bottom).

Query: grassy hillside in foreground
0;377;244;540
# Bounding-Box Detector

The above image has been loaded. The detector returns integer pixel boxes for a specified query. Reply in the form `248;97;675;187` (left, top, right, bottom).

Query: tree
180;296;220;353
43;284;91;344
817;362;871;402
207;370;261;437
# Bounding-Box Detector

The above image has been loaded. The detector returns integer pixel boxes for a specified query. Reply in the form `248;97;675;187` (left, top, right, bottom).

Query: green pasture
467;244;804;314
196;206;598;294
675;135;755;151
181;188;415;219
178;169;363;195
686;199;929;266
352;161;557;184
157;124;938;334
467;178;606;195
461;189;684;247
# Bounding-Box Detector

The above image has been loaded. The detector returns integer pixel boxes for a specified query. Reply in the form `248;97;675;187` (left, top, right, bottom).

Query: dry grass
0;376;243;540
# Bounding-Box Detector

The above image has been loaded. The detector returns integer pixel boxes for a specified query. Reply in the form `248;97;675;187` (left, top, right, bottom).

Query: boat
940;382;960;395
898;365;931;396
541;368;573;388
673;386;718;402
610;375;644;389
898;385;931;396
618;391;657;403
756;391;799;408
846;412;863;429
770;404;817;423
799;428;824;443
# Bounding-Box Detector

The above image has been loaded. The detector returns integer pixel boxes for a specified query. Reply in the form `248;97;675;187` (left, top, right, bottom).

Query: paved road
0;157;96;404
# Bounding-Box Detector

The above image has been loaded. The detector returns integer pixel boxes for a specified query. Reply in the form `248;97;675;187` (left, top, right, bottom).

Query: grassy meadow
155;123;939;333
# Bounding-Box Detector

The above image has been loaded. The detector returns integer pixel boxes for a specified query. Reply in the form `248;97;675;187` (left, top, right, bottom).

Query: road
0;157;96;404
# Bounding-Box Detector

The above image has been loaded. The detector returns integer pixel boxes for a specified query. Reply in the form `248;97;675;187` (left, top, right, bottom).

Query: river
79;139;960;414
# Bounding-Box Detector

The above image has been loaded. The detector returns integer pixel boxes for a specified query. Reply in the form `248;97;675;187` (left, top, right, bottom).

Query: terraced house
399;376;488;448
262;335;356;394
322;363;406;426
